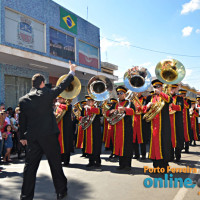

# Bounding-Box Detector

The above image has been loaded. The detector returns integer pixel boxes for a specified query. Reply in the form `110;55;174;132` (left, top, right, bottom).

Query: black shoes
86;163;101;168
86;163;94;167
94;163;101;167
62;162;69;167
57;191;67;200
141;156;146;160
133;156;139;159
80;153;88;158
109;153;114;158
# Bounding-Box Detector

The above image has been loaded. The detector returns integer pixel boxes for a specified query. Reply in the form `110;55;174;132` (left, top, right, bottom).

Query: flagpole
87;6;88;20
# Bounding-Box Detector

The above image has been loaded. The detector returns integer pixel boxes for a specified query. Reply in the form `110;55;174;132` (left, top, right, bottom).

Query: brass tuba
155;59;185;84
143;59;186;122
80;75;113;130
72;101;82;120
55;74;81;123
107;66;152;125
124;66;152;115
101;100;112;119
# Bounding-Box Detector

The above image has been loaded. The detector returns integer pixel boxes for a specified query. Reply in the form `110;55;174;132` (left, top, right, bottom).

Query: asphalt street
0;142;200;200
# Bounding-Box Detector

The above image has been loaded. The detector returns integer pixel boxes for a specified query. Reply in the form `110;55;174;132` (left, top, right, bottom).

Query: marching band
55;59;200;172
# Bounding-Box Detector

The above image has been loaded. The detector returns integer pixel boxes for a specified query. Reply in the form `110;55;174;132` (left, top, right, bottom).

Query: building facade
0;0;117;108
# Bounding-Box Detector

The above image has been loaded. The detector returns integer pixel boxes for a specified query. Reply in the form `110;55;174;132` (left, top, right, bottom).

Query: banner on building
60;7;77;34
79;41;99;69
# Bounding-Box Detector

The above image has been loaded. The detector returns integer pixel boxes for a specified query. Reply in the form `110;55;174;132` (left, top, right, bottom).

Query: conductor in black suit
19;62;77;200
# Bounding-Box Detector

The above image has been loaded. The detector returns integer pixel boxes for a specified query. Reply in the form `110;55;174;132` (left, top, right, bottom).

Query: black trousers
185;141;190;152
82;132;86;156
119;156;132;168
134;141;146;157
153;159;169;170
88;154;101;164
20;134;67;200
61;153;70;165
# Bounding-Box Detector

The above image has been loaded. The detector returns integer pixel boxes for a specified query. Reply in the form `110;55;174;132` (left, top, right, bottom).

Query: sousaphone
107;66;152;125
143;59;186;122
80;75;113;130
56;74;81;123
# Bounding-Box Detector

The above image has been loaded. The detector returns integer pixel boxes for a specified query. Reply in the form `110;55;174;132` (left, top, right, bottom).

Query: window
50;28;75;61
5;75;31;109
5;8;45;52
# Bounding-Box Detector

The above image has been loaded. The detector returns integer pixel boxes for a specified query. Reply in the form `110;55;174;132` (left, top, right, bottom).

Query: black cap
151;79;163;86
85;95;94;100
178;89;187;94
110;98;118;103
171;84;178;88
116;86;127;93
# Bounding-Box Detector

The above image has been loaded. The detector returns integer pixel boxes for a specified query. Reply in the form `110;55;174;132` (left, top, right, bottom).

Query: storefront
0;0;117;108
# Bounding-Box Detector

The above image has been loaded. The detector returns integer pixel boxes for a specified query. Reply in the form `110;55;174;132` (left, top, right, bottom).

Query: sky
53;0;200;91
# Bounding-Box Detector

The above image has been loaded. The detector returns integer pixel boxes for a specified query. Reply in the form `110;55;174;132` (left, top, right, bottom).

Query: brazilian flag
60;7;77;34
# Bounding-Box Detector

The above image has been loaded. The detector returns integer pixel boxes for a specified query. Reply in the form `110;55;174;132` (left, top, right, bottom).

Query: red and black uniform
102;118;108;144
80;106;102;166
56;103;74;165
169;95;184;161
107;100;135;169
104;99;118;156
143;92;172;169
105;123;114;149
133;95;148;159
76;123;84;149
190;108;199;143
76;101;87;157
197;104;200;138
104;100;117;158
182;98;192;152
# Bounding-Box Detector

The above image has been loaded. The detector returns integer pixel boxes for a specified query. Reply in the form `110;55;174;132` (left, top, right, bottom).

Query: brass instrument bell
56;74;81;99
155;59;186;84
124;66;152;93
87;75;113;101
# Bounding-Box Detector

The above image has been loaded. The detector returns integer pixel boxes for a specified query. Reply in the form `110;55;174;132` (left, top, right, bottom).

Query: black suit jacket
19;74;74;141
